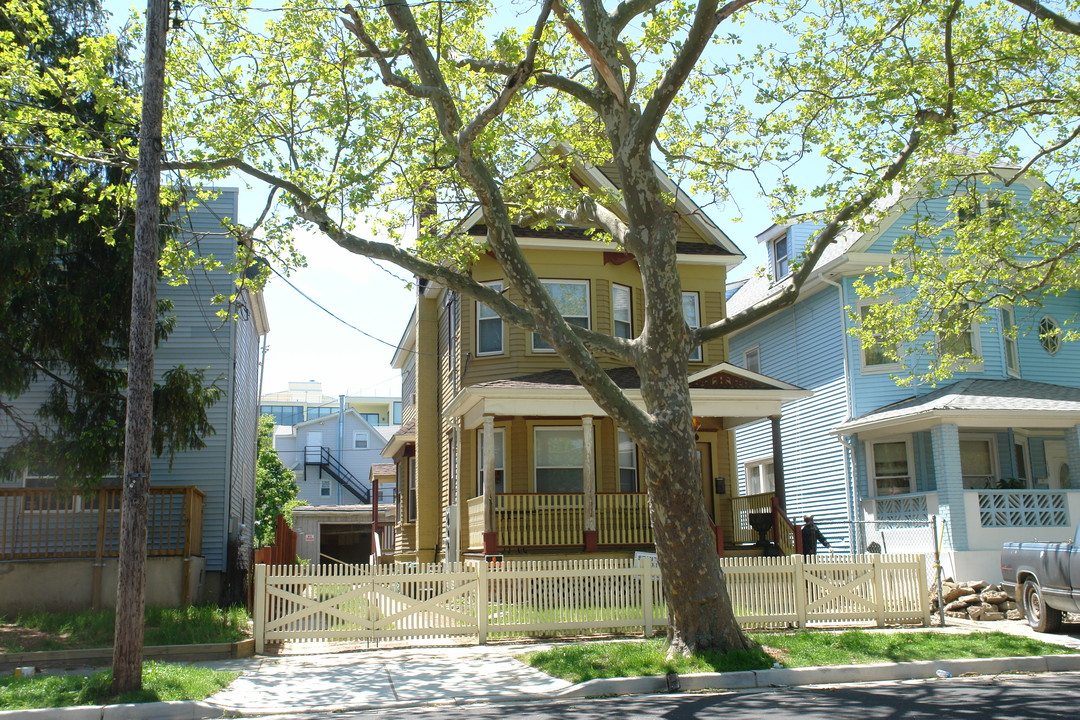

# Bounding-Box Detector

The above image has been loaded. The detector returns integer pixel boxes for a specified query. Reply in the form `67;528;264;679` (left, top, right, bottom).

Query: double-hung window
960;436;995;489
353;432;369;449
682;292;702;362
476;281;504;355
743;345;761;374
938;303;980;361
477;428;505;495
534;427;585;492
612;284;632;339
858;303;900;371
870;440;913;495
533;280;590;351
1000;307;1020;376
744;459;775;495
771;233;790;279
617;430;639;492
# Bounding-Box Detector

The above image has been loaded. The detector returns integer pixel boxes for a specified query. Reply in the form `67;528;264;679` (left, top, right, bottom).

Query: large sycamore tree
12;0;1080;653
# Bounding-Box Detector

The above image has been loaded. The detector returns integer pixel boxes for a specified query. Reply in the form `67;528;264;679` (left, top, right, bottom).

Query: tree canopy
0;0;222;484
254;414;301;548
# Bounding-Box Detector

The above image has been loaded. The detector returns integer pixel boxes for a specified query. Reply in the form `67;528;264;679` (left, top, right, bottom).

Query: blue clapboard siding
729;284;852;546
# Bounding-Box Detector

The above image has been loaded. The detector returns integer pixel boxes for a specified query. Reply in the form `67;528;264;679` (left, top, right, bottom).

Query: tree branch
447;51;603;110
1002;0;1080;37
698;121;927;343
552;0;626;106
632;0;757;153
609;0;667;34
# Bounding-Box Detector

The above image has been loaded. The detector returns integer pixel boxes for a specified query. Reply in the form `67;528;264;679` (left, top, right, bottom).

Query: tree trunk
112;0;168;695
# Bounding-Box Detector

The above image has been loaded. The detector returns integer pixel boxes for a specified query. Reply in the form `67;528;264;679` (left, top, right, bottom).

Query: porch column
582;415;598;551
482;415;497;554
1065;425;1080;490
930;423;967;552
770;415;786;511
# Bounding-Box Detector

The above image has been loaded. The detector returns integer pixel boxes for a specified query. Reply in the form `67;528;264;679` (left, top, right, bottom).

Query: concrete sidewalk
6;620;1080;719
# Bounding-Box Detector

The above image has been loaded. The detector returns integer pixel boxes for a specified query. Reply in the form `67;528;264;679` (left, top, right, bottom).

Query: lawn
0;662;238;711
523;630;1078;683
0;605;250;653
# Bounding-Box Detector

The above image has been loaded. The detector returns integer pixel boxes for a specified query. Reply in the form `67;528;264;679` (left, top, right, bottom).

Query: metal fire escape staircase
303;445;371;503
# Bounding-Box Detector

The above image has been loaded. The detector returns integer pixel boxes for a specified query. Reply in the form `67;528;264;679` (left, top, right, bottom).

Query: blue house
0;189;268;610
727;175;1080;581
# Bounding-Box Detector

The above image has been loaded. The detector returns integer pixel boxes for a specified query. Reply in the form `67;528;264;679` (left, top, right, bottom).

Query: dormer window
771;233;790;279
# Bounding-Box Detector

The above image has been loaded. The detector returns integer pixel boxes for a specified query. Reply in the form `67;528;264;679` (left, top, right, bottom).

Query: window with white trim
1039;316;1061;355
771;233;790;279
858;302;900;370
477;428;505;495
617;430;639;492
743;345;760;374
476;281;504;356
353;432;369;449
744;458;775;495
612;284;632;339
1000;307;1020;376
533;280;590;351
960;435;996;489
937;303;981;361
534;427;585;493
870;440;914;496
1014;438;1030;487
682;291;702;362
320;479;331;497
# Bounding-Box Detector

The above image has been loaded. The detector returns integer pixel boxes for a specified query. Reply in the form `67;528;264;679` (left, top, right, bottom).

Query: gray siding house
0;189;268;610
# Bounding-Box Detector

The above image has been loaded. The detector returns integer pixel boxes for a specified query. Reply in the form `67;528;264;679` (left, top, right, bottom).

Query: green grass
0;662;238;710
0;605;250;652
522;630;1078;683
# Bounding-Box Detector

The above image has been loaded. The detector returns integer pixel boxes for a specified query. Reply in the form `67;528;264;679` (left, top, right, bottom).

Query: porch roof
444;362;809;430
834;379;1080;436
381;419;415;458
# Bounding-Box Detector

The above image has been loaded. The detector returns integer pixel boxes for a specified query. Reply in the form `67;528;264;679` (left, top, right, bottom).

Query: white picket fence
252;554;929;652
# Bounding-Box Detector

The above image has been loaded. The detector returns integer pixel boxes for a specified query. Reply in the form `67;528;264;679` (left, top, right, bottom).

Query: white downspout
821;274;858;552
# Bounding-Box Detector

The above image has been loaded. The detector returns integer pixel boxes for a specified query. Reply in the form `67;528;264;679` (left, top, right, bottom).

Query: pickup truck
1001;524;1080;632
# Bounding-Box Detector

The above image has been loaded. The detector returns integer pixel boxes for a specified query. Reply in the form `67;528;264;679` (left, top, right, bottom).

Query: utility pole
112;0;169;695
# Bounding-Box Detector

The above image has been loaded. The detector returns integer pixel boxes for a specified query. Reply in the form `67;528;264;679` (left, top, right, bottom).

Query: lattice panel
978;491;1068;527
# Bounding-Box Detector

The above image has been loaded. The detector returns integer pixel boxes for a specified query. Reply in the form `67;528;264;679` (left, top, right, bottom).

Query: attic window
771;233;790;279
1039;316;1061;355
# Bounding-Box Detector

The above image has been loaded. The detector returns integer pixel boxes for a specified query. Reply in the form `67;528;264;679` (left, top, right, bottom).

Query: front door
1045;441;1072;489
698;441;714;520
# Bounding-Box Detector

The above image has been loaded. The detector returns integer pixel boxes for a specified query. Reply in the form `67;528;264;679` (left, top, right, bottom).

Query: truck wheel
1022;579;1063;633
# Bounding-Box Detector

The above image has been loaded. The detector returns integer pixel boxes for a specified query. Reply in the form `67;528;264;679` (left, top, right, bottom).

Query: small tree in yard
12;0;1080;655
255;414;302;548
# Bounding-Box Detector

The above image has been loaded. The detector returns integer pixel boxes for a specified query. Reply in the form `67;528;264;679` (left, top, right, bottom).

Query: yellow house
382;163;808;563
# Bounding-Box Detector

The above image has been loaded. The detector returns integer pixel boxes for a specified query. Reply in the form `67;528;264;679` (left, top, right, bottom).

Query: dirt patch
0;622;72;653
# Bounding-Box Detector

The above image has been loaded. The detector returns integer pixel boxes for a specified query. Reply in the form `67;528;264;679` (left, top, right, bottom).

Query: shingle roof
853;379;1080;425
370;463;396;476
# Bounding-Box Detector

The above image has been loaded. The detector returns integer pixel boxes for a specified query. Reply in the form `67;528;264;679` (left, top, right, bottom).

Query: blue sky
101;0;773;400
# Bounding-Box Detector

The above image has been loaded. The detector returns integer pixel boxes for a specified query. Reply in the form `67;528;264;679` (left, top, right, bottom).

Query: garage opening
319;523;372;565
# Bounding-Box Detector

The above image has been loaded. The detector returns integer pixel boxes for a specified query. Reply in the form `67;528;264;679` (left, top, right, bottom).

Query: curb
4;653;1080;719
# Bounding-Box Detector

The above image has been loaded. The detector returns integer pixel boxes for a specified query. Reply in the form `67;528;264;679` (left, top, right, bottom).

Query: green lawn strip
0;662;239;711
522;631;1078;684
0;606;250;652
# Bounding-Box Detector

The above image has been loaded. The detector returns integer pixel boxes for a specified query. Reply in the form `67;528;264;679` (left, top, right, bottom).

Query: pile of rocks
930;580;1024;621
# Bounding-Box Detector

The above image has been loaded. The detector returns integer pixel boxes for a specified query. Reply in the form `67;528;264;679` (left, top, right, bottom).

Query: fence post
872;555;886;627
477;559;489;644
793;554;808;628
254;564;267;654
640;557;654;637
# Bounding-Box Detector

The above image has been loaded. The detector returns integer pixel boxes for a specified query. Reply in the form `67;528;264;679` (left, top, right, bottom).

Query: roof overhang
834;408;1080;440
381;431;415;458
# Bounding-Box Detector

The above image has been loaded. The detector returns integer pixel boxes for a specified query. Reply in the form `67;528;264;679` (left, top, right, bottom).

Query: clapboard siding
729;284;851;544
276;412;389;506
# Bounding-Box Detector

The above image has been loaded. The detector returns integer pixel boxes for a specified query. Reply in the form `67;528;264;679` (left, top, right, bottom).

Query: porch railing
597;492;652;545
0;486;205;560
465;496;485;551
495;493;584;547
731;492;775;545
976;490;1069;527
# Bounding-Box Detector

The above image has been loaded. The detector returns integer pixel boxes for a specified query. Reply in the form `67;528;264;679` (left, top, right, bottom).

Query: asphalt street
268;671;1080;720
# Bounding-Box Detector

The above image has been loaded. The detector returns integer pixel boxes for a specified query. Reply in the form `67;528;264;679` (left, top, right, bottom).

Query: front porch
460;489;798;557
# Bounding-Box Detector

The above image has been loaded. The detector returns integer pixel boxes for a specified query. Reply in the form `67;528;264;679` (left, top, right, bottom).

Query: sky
102;0;772;401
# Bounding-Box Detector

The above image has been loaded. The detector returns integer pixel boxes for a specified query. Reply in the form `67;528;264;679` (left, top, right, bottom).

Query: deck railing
731;492;776;545
465;496;486;551
0;486;205;560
